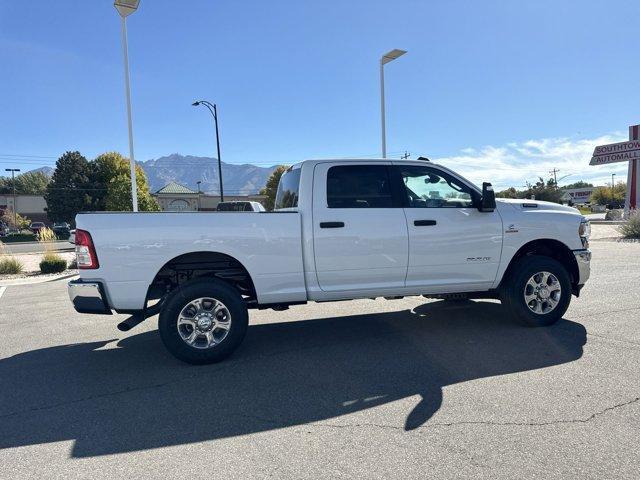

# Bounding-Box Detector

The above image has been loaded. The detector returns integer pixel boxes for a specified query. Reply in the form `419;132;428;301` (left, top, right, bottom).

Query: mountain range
30;154;280;195
139;154;278;195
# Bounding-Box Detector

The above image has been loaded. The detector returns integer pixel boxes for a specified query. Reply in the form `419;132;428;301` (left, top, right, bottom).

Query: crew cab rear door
394;163;503;290
312;162;408;292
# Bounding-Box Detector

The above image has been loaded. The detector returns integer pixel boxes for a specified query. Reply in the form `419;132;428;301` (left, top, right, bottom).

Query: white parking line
0;286;6;300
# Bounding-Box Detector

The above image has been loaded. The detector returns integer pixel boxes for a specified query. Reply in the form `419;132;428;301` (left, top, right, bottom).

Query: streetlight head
381;49;407;64
114;0;140;18
192;101;201;106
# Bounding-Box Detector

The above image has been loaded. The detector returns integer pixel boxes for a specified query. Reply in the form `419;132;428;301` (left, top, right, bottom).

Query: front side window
327;165;393;208
400;166;474;208
275;168;301;209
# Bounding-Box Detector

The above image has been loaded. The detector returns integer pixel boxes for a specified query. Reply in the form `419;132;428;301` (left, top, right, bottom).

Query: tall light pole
114;0;140;212
380;49;406;158
192;100;224;202
5;168;20;228
612;173;616;188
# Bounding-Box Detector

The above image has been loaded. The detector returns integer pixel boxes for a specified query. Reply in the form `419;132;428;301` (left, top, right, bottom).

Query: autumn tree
93;152;160;212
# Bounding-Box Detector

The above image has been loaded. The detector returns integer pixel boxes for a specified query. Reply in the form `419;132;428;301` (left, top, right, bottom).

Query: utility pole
5;168;20;228
401;151;410;159
549;168;560;187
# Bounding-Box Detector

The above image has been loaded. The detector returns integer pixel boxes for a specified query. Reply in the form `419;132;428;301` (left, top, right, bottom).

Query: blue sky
1;0;638;188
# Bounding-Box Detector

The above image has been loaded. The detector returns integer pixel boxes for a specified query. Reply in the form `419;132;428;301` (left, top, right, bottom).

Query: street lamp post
380;49;407;158
5;168;20;228
114;0;140;212
192;100;224;202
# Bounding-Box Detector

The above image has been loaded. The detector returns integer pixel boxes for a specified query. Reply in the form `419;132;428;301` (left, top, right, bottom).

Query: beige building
153;182;267;212
0;194;48;223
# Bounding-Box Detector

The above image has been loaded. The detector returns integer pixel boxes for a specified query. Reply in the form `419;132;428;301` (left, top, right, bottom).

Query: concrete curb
590;220;626;225
0;240;72;246
0;249;74;256
0;272;79;287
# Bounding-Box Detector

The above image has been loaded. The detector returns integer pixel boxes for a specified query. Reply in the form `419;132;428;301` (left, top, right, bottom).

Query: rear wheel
500;255;572;327
158;279;248;364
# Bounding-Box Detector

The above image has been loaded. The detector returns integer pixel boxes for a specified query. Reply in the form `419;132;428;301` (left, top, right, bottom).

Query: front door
395;163;503;291
312;162;408;292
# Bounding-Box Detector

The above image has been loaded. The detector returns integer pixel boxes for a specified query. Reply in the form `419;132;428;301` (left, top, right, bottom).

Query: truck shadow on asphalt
0;300;586;457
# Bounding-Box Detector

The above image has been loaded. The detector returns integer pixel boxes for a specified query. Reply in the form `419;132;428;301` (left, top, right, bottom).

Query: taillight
74;229;99;269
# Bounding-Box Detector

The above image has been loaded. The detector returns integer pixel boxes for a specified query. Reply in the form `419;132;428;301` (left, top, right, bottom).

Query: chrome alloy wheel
177;297;232;349
523;271;562;315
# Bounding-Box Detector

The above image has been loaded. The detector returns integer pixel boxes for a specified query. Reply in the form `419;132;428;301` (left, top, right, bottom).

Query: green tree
590;182;626;206
45;151;93;224
563;181;593;189
93;152;160;212
521;177;563;203
496;187;518;199
0;171;50;195
259;165;287;211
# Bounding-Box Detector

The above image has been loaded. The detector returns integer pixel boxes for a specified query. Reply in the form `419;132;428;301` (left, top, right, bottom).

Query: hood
497;198;581;215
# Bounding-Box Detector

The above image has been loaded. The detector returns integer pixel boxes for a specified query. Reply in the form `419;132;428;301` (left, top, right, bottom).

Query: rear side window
327;165;393;208
275;168;301;209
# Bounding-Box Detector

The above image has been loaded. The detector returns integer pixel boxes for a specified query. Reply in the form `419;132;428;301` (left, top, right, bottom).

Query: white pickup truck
69;158;591;364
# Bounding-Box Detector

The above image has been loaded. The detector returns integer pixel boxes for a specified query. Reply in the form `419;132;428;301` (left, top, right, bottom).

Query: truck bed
76;212;306;310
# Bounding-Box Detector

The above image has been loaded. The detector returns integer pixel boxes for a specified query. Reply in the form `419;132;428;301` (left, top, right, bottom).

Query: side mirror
478;182;496;212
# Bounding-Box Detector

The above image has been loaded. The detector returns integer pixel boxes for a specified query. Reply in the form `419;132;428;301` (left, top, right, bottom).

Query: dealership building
560;187;595;205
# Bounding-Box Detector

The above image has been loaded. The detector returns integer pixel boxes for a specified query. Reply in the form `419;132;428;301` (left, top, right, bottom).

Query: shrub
0;232;37;243
39;255;67;274
0;257;24;274
619;210;640;239
68;258;78;270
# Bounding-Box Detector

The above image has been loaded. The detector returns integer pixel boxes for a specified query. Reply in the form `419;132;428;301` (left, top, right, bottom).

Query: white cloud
434;134;630;190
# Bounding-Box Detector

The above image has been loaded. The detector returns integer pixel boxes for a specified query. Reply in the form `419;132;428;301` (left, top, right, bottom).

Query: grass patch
0;257;24;274
577;206;591;215
619;211;640;239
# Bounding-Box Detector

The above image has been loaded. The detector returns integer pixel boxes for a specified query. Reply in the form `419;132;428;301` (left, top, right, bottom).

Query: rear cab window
275;167;301;210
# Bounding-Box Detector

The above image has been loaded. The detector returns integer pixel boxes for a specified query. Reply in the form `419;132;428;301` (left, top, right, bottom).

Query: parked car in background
52;222;71;240
29;222;46;235
0;221;9;237
69;158;591;365
216;201;265;212
69;230;76;244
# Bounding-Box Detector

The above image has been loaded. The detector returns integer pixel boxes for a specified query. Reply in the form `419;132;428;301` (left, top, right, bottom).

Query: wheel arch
145;251;258;308
499;239;579;290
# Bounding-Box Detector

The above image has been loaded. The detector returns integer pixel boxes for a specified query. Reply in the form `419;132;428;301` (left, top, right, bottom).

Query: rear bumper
573;249;591;285
68;280;112;314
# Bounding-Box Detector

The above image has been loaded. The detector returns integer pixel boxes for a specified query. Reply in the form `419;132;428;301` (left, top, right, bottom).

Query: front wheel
500;255;572;327
158;279;249;364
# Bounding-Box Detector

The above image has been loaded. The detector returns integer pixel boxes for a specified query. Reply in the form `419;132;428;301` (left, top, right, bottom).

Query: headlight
579;219;591;239
579;219;590;248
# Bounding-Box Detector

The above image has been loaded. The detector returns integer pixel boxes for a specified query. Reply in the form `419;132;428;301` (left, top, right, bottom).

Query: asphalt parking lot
1;241;639;479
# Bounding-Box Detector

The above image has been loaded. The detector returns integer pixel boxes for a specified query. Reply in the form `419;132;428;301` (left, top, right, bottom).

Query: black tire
158;278;249;364
500;255;572;327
